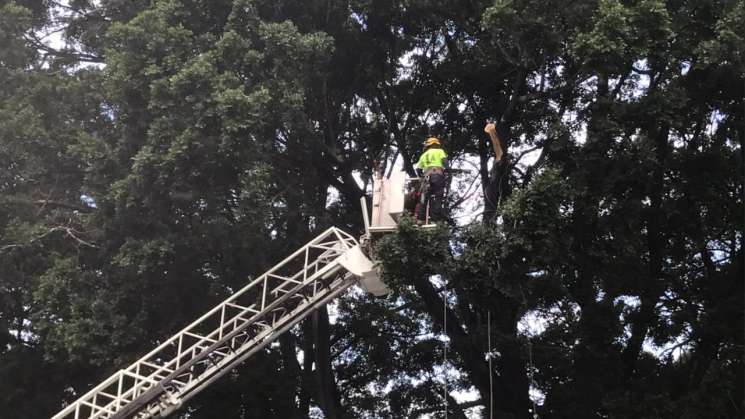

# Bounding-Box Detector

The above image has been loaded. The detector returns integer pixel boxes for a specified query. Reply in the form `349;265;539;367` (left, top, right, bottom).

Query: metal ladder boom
51;227;377;419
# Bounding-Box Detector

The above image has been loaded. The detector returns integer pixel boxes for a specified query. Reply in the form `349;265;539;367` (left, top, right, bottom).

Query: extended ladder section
51;227;387;419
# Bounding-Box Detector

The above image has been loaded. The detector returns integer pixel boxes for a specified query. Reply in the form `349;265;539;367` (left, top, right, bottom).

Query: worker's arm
484;123;503;162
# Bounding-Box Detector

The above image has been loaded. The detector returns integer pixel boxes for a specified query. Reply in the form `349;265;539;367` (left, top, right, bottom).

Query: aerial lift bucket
361;170;436;235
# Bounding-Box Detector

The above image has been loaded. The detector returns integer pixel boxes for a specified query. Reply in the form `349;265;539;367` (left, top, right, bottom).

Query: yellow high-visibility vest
416;148;447;169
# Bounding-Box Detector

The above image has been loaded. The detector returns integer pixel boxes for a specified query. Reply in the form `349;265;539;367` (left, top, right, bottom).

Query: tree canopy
0;0;742;418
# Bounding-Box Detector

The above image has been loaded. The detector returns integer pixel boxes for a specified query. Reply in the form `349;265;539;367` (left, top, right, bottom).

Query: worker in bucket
415;137;448;222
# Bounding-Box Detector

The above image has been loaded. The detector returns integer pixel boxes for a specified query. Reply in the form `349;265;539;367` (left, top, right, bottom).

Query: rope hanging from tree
487;310;494;419
519;284;540;419
442;279;448;419
489;186;539;419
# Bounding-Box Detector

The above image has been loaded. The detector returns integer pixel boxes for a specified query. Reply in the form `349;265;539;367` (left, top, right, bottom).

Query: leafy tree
0;0;742;418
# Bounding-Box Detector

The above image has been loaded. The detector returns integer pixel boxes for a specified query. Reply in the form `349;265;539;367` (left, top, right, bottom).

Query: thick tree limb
621;125;670;383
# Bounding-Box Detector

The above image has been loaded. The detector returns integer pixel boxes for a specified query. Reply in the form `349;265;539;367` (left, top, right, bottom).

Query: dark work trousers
418;172;446;222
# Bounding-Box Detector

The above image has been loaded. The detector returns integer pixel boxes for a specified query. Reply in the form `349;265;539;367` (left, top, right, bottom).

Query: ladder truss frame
51;227;366;419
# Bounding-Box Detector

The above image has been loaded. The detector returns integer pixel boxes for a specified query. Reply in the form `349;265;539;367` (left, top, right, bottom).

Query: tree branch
0;226;98;252
410;398;483;417
2;196;95;213
23;32;103;63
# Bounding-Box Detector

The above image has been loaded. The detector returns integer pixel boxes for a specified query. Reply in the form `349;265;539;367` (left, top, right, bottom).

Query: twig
3;196;95;213
23;32;103;63
0;226;98;252
514;145;543;163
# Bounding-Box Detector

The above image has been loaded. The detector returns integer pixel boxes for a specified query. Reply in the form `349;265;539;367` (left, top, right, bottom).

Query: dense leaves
0;0;742;418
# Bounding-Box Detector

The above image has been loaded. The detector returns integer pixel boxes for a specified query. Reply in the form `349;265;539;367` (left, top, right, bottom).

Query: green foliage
0;0;742;418
33;257;147;366
0;2;35;68
376;218;452;283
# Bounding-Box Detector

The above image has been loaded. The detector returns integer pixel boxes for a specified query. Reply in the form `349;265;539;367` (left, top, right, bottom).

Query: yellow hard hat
423;137;441;147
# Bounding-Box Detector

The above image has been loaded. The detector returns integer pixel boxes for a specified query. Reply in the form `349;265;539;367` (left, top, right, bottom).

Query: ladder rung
81;400;117;416
95;391;117;400
225;302;259;314
140;361;175;374
267;273;302;284
231;316;252;326
184;331;217;344
171;378;188;387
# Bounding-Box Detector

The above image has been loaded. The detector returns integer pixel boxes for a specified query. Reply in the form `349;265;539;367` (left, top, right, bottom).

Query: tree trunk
313;306;348;419
412;275;531;418
621;124;670;383
279;332;308;419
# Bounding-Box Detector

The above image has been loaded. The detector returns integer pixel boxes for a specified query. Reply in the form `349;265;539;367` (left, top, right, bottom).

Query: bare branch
2;196;95;213
513;145;542;163
23;32;103;63
1;226;98;253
